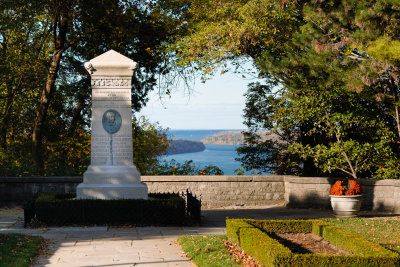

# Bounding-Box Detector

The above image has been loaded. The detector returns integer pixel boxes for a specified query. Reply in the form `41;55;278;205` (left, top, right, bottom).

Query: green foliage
0;233;44;267
33;192;186;226
156;159;198;175
236;81;307;175
0;117;169;176
166;0;297;78
226;219;254;244
132;117;169;175
247;219;313;234
44;131;91;176
233;166;245;175
178;235;241;267
284;86;400;179
368;37;400;64
239;227;292;266
168;0;400;179
197;165;224;175
155;159;224;175
0;0;190;173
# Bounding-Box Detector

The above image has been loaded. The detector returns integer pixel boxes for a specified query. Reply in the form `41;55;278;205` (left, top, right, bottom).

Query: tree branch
324;109;357;178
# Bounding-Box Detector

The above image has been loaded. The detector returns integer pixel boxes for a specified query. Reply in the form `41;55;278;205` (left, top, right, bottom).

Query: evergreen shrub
226;219;400;267
247;219;313;233
32;192;185;226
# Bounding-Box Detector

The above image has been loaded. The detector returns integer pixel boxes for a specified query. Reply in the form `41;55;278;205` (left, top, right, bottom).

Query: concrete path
0;205;335;267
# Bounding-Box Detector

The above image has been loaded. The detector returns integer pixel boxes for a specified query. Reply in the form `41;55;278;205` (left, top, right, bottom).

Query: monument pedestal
76;50;148;200
77;165;148;199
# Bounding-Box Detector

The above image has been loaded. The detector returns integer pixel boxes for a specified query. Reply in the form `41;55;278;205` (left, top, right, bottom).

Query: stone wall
284;176;400;213
284;176;333;210
142;176;285;208
0;176;81;205
1;176;399;213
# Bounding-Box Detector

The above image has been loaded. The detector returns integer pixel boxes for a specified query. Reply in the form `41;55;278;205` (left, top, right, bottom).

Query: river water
165;130;249;175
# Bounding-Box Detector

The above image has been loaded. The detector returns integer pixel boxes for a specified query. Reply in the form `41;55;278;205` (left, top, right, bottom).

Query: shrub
247;219;313;233
226;219;400;267
32;192;185;226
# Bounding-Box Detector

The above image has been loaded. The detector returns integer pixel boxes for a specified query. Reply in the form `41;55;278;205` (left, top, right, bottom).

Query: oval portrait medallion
102;109;122;134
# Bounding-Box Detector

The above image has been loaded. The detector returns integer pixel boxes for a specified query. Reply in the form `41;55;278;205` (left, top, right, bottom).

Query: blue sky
137;71;261;130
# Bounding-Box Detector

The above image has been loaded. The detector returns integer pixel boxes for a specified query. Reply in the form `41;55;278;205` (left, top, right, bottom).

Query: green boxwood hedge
32;192;186;226
226;219;400;267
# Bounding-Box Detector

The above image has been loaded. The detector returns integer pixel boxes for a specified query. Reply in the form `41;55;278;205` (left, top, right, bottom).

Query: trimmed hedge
226;219;400;267
312;221;395;257
248;219;313;233
32;192;186;226
225;219;254;244
239;227;292;267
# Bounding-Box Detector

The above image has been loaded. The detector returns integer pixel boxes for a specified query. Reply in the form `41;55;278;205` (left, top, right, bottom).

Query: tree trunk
0;85;15;149
390;78;400;139
0;97;14;149
31;2;72;174
68;86;89;135
32;49;63;174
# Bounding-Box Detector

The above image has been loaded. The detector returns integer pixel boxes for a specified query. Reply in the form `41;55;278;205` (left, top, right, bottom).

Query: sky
137;71;261;130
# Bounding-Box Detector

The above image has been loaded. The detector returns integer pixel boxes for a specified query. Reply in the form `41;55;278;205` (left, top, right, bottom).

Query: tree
0;0;190;174
258;0;400;178
132;117;170;175
300;0;400;138
0;116;171;176
0;1;50;150
166;0;297;77
236;81;307;175
166;0;400;178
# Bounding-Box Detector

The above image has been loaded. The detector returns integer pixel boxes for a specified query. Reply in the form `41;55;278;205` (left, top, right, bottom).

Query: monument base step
76;183;148;200
83;165;141;184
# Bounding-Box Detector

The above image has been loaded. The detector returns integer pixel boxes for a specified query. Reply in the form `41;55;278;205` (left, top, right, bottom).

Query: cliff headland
167;139;206;155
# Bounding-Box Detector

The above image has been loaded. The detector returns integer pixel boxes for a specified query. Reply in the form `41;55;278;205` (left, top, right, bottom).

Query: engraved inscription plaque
92;89;131;101
102;109;122;134
91;78;131;88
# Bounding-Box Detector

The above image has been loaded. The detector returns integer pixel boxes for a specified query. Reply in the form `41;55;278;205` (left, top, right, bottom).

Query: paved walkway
0;205;336;267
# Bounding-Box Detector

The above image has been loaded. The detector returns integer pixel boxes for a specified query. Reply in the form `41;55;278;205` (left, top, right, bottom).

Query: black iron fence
183;189;202;224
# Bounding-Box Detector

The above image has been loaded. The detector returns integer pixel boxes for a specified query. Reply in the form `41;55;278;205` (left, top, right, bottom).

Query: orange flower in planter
330;180;362;196
346;180;362;195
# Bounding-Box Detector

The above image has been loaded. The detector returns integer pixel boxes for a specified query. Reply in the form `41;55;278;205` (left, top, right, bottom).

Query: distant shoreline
168;129;274;146
201;130;273;145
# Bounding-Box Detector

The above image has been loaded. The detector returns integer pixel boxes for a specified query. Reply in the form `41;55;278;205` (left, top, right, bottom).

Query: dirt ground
271;232;352;255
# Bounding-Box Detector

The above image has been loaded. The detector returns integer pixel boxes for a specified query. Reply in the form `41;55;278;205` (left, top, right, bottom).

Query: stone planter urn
329;179;363;218
330;195;362;218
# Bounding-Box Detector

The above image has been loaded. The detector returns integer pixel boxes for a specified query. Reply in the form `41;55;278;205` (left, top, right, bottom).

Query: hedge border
27;192;187;226
226;219;400;266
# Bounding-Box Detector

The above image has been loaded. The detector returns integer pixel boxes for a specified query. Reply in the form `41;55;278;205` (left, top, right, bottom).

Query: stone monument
76;50;148;200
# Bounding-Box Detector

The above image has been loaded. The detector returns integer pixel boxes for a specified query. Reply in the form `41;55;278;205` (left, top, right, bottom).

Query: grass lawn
0;233;45;267
178;235;241;267
323;217;400;253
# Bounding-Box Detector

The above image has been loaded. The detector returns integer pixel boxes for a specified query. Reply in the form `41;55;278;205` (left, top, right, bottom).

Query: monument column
77;50;148;200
